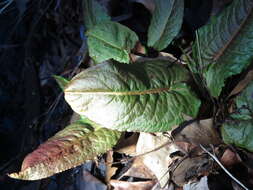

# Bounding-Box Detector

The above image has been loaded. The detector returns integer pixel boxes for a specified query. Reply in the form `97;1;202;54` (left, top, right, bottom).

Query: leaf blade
147;0;184;51
83;0;110;30
9;121;121;180
221;81;253;152
87;21;139;64
192;0;253;97
64;60;200;132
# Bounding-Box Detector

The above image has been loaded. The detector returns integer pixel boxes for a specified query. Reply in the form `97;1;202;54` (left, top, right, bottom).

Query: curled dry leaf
9;121;121;180
172;119;222;146
172;156;212;187
121;157;155;179
220;148;241;167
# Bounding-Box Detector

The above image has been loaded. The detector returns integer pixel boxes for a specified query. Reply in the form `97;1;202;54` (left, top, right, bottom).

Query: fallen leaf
172;157;212;186
110;179;156;190
220;148;241;167
172;119;222;146
122;157;155;179
183;176;209;190
136;133;180;187
114;133;139;156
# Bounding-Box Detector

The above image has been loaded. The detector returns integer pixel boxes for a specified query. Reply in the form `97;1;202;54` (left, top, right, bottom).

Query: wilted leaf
87;21;139;63
222;81;253;152
64;60;200;132
147;0;184;51
9;121;121;180
83;0;110;30
192;0;253;97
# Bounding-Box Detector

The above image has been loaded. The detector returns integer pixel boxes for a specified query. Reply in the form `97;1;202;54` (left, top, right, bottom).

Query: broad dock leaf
147;0;184;51
192;0;253;97
9;121;121;180
87;21;139;64
64;60;200;132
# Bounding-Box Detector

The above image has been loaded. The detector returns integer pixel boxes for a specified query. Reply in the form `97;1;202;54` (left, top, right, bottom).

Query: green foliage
53;75;69;90
83;0;110;29
64;60;200;132
147;0;184;51
9;120;121;180
222;82;253;152
191;0;253;97
9;0;253;181
86;21;139;64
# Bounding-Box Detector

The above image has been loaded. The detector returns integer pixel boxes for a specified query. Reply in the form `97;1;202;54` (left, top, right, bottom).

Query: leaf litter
2;0;253;190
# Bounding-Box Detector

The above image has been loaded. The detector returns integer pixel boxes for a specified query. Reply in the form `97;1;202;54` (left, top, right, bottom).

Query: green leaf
221;81;253;152
83;0;110;30
192;0;253;97
9;121;121;180
147;0;184;51
53;75;69;90
64;60;200;132
222;119;253;152
86;21;139;64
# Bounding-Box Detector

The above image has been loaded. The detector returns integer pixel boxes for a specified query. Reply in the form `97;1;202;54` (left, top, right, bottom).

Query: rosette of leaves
191;0;253;97
221;81;253;152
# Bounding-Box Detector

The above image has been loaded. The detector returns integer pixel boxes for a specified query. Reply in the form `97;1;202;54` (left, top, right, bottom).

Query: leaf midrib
87;30;125;52
65;87;171;95
213;2;253;61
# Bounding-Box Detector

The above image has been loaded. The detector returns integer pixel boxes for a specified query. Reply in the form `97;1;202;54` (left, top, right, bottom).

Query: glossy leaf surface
192;0;253;97
64;60;200;132
87;21;139;64
147;0;184;51
9;121;121;180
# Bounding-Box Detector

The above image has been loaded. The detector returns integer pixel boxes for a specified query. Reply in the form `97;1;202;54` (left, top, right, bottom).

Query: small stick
200;144;249;190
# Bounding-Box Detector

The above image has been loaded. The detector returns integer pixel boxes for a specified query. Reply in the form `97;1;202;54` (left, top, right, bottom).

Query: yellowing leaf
9;121;121;180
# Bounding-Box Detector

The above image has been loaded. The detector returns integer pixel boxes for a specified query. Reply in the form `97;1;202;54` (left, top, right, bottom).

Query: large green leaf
83;0;110;30
64;60;200;132
192;0;253;97
147;0;184;51
87;21;139;64
9;121;121;180
221;81;253;152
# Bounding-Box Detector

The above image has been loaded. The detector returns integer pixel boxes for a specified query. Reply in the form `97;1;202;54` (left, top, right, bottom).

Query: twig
200;144;249;190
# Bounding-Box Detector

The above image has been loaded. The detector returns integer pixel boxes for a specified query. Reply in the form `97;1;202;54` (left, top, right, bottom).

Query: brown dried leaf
9;121;121;180
229;70;253;97
110;180;156;190
172;119;222;146
122;157;155;179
